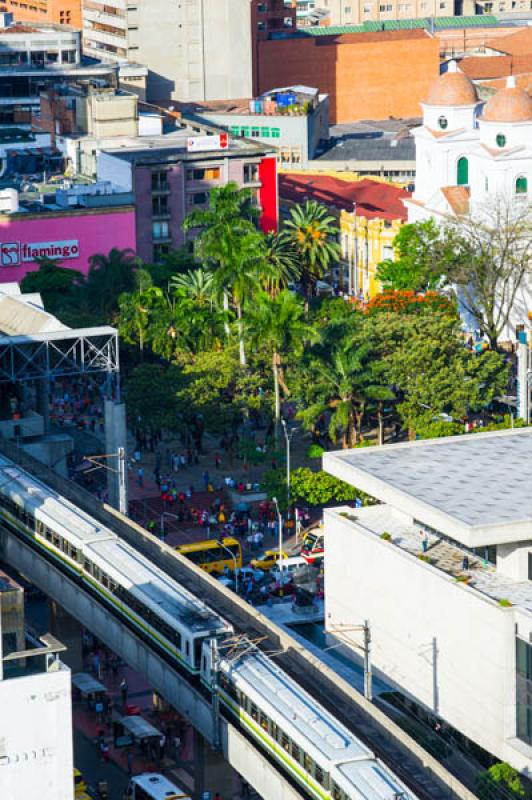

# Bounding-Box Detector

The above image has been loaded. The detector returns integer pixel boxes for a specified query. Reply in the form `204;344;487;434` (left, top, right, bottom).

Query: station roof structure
0;283;118;383
323;428;532;547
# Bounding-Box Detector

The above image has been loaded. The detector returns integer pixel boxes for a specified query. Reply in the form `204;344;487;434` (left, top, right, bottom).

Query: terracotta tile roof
487;28;532;57
460;54;532;80
482;74;532;94
441;185;470;216
279;173;409;221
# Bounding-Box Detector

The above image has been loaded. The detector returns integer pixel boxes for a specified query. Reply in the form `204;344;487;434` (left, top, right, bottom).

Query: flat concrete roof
323;428;532;547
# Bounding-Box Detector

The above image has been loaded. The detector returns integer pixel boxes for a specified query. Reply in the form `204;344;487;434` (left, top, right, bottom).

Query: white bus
125;773;191;800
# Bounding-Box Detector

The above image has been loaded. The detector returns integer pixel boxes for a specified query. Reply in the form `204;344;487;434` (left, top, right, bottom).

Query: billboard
186;133;229;153
0;240;80;267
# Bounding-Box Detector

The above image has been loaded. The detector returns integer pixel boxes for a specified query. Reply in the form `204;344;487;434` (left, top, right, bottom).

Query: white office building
323;429;532;775
0;626;74;799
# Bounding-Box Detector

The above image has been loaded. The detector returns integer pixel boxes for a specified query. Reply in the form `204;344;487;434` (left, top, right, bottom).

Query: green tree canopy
20;258;83;316
375;219;455;292
125;363;183;433
284;199;340;299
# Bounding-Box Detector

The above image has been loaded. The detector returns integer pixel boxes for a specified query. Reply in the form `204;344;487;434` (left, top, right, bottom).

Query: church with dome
406;61;532;223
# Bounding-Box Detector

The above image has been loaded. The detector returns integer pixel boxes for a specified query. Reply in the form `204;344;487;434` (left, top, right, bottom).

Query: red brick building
0;0;81;27
257;29;440;123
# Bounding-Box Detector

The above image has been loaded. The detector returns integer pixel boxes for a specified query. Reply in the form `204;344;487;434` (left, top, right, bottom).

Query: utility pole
117;447;127;516
210;637;221;750
281;419;295;509
363;620;372;702
272;496;284;575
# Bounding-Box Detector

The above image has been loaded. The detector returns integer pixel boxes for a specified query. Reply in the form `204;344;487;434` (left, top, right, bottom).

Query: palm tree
86;248;139;319
299;337;393;448
245;290;317;429
170;267;215;308
117;269;162;356
183;183;266;366
261;231;300;296
284;200;341;303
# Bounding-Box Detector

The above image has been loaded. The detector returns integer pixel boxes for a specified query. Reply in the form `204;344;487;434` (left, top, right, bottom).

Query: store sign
0;239;80;267
186;133;229;153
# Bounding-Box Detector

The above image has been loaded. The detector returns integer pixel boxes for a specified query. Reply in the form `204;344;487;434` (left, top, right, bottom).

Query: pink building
0;204;136;284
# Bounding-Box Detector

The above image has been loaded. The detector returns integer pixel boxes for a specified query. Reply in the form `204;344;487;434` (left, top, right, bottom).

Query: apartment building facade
298;0;475;26
82;0;295;103
97;131;278;264
0;0;81;27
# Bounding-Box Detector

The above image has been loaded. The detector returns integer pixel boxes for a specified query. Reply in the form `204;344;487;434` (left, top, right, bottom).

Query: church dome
482;78;532;123
426;62;479;107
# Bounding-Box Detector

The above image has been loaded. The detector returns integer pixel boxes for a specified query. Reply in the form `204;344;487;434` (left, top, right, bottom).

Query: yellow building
279;172;409;299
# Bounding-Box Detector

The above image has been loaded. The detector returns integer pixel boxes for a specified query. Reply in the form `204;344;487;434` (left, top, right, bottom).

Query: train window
175;631;182;649
45;529;52;542
259;712;269;732
84;559;92;574
281;733;290;753
202;656;207;673
332;784;342;800
271;722;278;741
71;549;78;562
250;703;258;721
194;638;202;664
304;753;313;774
52;534;60;547
93;566;100;580
102;575;109;588
62;540;69;554
315;764;328;787
291;742;301;763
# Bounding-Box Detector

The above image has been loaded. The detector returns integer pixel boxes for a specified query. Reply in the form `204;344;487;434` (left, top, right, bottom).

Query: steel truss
0;326;119;383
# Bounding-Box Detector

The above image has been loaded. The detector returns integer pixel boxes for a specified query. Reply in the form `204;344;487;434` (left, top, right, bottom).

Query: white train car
0;455;231;673
203;643;415;800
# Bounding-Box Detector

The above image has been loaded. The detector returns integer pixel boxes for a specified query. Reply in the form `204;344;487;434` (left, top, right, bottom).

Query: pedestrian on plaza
120;677;128;710
180;453;186;469
202;470;210;491
215;451;222;469
159;733;166;760
92;651;101;679
187;447;193;465
126;749;133;775
137;467;144;487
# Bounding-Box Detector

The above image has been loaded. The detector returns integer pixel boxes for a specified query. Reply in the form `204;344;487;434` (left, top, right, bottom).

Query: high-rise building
0;0;81;27
292;0;472;27
82;0;295;103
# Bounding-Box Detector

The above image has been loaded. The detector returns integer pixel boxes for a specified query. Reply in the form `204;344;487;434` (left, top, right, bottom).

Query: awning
120;715;161;741
72;672;107;696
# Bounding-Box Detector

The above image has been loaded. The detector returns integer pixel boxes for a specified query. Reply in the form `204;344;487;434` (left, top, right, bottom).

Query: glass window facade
516;637;532;745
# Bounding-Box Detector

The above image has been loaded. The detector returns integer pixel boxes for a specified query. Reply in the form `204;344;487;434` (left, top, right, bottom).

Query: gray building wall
83;0;254;104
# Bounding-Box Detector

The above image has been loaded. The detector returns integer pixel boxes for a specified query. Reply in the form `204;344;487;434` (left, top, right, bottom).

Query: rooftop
327;504;532;615
316;121;416;164
488;27;532;57
297;14;500;36
459;54;532;81
279;173;409;220
323;428;532;548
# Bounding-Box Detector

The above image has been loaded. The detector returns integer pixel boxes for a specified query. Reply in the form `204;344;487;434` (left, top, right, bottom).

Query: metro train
0;455;416;800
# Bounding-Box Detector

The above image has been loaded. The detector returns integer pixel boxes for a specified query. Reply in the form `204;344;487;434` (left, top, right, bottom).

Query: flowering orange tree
365;289;457;317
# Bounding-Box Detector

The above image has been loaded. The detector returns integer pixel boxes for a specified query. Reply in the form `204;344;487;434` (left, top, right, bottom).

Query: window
457;156;469;186
153;243;170;263
189;192;208;206
438;116;448;130
291;741;301;762
186;167;221;181
516;176;528;195
243;163;259;183
261;126;270;136
152;170;168;191
271;127;281;139
152;220;169;240
251;128;261;138
240;126;250;137
496;133;506;148
152;195;169;215
528;552;532;580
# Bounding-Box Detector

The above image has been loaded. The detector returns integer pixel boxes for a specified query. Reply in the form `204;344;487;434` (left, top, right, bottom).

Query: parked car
250;549;288;571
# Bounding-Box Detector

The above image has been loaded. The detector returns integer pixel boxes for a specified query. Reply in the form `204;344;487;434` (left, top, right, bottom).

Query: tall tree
20;258;83;316
261;231;300;296
245;290;317;429
284;199;340;301
444;199;532;348
85;247;138;320
298;331;391;448
170;267;216;308
375;219;454;292
117;269;162;356
183;183;266;365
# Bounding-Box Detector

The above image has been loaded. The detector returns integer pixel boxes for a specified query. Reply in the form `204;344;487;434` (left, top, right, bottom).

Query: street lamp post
217;539;239;595
272;496;284;576
84;446;127;516
281;419;296;510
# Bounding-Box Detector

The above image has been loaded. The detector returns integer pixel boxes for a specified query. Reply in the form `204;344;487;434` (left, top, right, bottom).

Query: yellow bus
176;537;243;575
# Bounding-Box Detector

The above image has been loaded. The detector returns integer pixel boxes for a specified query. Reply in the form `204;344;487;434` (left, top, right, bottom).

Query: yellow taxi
250;549;288;571
74;768;89;798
